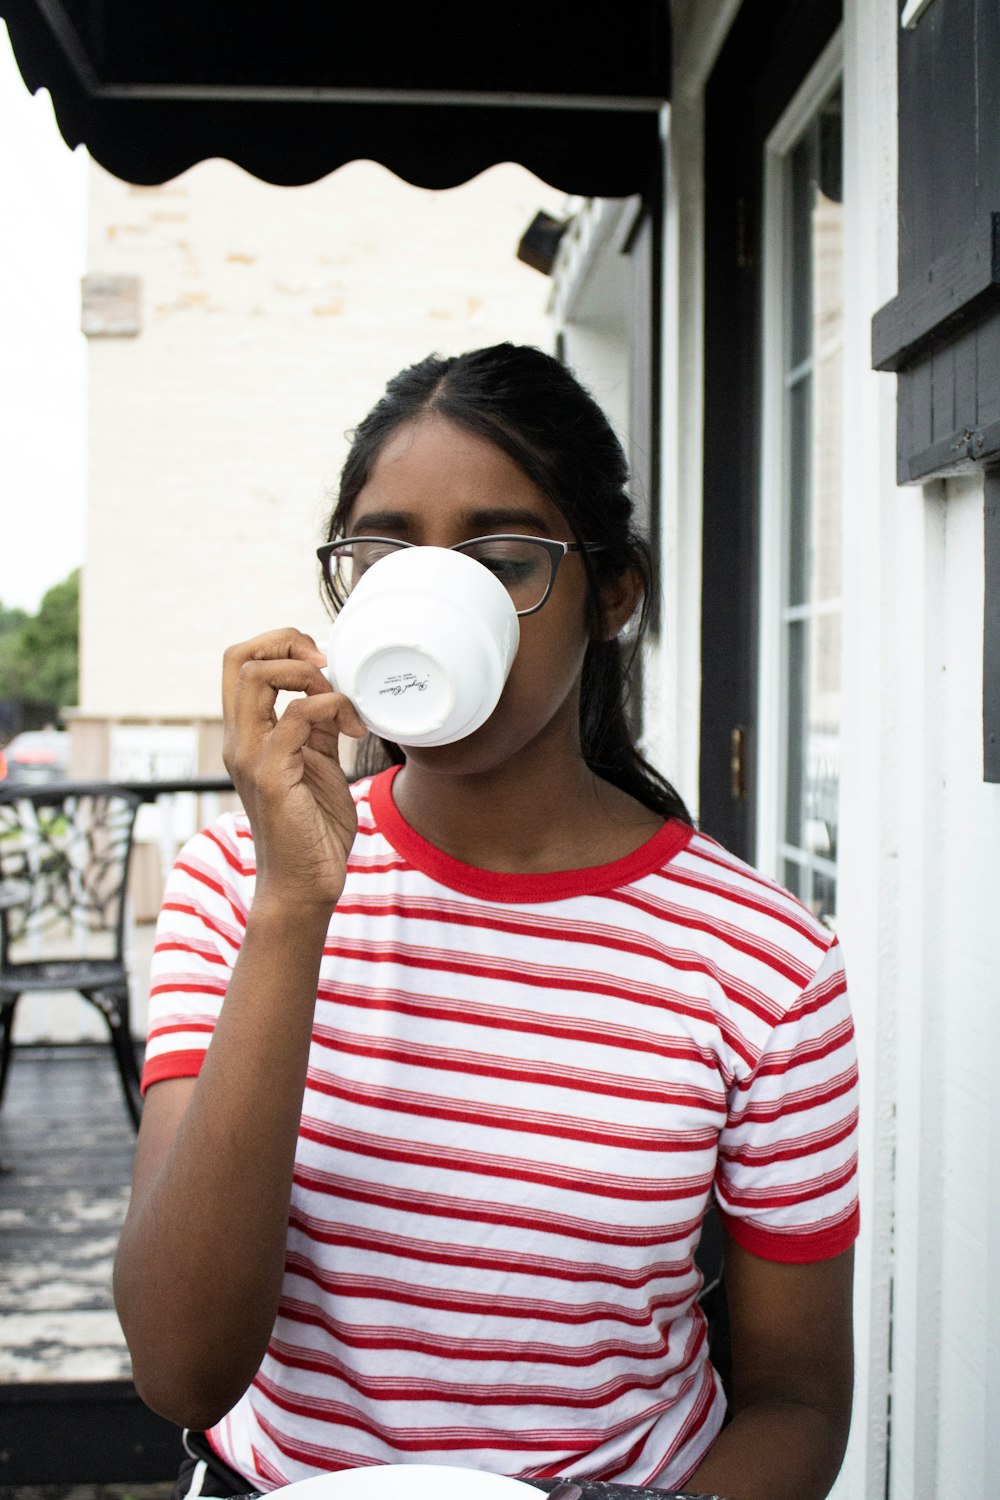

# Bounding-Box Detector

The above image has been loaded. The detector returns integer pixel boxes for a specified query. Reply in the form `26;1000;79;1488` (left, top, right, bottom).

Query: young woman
114;345;858;1500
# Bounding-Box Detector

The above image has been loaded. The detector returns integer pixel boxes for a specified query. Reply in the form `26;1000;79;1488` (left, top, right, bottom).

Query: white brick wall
82;160;565;719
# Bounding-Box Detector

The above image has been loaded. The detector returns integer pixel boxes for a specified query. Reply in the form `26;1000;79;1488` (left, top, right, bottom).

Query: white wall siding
548;194;635;449
653;90;706;819
831;1;901;1494
926;473;1000;1493
873;470;1000;1500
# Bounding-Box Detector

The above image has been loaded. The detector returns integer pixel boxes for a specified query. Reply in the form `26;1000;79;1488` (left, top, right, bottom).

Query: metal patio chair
0;782;144;1128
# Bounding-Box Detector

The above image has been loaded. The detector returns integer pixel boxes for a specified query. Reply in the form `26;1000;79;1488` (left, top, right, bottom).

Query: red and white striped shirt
142;766;859;1492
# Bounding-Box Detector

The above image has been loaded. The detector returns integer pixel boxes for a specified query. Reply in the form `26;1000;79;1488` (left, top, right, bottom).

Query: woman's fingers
218;633;365;910
268;691;367;766
222;629;327;720
233;656;329;729
222;629;365;784
224;660;328;779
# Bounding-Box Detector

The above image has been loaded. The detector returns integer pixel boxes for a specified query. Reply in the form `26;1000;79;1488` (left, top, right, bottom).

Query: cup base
325;545;521;747
352;644;455;741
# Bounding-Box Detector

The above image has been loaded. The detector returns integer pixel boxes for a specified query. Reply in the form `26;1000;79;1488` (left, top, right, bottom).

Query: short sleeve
714;939;859;1263
140;814;254;1093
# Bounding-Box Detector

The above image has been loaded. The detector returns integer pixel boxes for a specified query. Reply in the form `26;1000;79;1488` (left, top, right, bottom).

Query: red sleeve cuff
718;1202;860;1263
140;1048;206;1095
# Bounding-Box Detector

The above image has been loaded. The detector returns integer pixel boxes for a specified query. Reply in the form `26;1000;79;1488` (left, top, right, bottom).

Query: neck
390;732;662;874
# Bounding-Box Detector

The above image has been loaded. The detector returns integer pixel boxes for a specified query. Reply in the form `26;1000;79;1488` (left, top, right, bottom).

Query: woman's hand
221;628;367;915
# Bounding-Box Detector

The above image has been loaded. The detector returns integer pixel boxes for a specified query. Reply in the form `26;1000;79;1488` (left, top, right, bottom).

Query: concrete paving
0;1048;138;1386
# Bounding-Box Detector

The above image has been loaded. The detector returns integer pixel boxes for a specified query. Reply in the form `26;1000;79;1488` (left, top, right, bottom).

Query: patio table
530;1483;726;1500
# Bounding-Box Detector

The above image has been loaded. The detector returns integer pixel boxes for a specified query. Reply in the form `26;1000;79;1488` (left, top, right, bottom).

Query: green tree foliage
0;603;29;638
0;570;79;707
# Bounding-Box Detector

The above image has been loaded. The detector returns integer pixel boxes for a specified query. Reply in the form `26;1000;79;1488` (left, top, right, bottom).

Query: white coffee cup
324;545;520;747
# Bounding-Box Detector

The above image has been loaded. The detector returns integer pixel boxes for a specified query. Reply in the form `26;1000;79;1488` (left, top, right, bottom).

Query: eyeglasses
317;534;595;617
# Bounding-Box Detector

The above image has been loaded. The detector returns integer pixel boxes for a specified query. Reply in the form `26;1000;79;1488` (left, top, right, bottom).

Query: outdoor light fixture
516;211;571;277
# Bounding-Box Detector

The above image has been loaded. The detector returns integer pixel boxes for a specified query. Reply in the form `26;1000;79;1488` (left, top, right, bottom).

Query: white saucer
270;1464;540;1500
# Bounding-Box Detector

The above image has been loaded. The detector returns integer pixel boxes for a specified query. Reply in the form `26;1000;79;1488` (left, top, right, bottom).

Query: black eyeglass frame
317;534;597;618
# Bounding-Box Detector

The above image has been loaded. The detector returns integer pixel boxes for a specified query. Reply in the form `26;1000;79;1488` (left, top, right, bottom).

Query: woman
114;345;858;1500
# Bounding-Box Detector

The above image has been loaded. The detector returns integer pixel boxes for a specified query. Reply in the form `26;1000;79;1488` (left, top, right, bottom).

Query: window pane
784;617;807;852
788;134;814;370
811;105;843;608
782;859;806;902
783;612;841;870
812;328;843;605
782;858;836;928
786;92;843;611
811;868;838;928
786;374;813;609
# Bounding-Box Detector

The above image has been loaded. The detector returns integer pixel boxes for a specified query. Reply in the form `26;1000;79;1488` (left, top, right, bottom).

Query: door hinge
730;726;749;801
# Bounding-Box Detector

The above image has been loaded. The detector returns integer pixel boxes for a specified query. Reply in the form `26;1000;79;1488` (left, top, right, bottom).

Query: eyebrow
347;510;412;536
347;505;554;536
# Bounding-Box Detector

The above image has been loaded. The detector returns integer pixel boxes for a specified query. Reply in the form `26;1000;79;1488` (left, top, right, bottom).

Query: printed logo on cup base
378;673;430;698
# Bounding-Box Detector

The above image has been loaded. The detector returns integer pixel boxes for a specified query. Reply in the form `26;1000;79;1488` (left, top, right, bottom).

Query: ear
596;564;645;642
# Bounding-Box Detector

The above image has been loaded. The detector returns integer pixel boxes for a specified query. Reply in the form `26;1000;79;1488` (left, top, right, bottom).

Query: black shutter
872;0;1000;782
699;0;841;858
871;0;1000;483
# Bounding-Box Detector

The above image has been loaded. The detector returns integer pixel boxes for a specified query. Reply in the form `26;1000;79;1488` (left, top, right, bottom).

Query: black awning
1;1;670;195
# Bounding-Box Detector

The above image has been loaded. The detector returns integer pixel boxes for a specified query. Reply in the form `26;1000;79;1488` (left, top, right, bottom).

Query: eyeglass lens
328;538;556;614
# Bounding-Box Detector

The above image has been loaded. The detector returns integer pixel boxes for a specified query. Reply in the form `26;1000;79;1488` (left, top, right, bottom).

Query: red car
0;729;69;785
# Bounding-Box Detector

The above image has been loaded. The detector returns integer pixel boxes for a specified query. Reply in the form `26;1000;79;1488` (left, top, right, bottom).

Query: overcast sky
0;21;87;615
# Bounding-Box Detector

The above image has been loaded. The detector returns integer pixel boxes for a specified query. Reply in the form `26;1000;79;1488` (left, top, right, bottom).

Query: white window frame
755;28;845;886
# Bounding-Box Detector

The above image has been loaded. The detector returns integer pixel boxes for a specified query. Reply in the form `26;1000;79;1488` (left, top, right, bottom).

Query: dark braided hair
321;343;691;826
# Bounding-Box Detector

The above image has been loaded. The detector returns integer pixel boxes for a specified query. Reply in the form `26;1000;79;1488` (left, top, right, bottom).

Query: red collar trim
367;764;694;904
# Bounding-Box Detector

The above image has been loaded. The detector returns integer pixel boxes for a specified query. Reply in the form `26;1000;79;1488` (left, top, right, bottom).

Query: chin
398;734;511;777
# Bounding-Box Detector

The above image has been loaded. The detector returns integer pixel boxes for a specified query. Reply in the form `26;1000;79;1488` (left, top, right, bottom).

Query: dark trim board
0;1380;182;1484
699;0;842;859
898;417;1000;485
872;213;1000;374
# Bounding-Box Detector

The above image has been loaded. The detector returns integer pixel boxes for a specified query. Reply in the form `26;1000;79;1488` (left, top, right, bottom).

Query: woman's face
343;413;602;776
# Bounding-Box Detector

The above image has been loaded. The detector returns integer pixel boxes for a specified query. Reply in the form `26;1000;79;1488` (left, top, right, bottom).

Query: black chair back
0;782;144;1126
0;783;141;967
